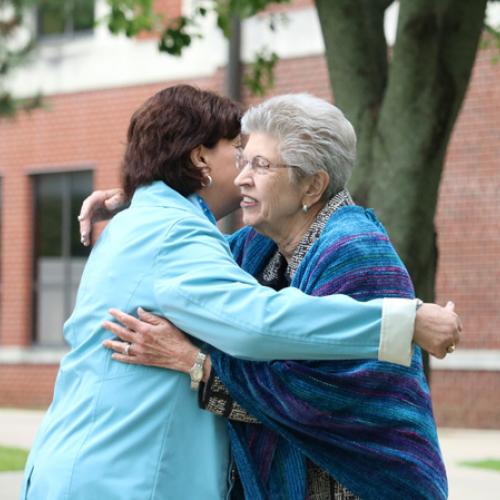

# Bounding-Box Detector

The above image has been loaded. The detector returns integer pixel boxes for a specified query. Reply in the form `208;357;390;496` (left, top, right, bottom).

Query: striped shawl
211;206;447;500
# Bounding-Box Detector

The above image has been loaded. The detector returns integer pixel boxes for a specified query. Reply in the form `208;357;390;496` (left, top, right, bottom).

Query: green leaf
243;48;279;96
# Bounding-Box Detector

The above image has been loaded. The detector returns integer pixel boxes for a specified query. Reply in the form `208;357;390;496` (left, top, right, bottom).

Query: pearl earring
302;204;308;213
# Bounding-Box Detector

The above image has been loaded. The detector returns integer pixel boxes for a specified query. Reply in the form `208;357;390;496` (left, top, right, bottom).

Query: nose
234;164;254;187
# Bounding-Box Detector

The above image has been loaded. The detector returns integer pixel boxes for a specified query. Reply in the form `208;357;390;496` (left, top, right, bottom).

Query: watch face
191;366;203;381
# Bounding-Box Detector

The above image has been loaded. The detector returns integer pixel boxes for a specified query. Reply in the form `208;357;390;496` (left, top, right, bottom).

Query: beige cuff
379;298;416;367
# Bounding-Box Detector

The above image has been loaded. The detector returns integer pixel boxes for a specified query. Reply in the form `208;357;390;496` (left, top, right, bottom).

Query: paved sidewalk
1;408;499;499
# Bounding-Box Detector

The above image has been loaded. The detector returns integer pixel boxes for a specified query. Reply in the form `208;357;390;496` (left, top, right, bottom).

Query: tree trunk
316;0;488;377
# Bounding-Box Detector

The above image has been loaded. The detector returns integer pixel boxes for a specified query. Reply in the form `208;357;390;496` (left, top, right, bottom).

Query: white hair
241;93;356;199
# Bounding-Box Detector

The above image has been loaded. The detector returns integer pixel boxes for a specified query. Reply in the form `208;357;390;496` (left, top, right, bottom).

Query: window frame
31;169;93;346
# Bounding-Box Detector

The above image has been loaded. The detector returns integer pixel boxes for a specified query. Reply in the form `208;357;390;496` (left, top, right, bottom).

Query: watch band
189;350;207;391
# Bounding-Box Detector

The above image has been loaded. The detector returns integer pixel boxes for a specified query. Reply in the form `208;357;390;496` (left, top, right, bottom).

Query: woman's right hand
102;307;211;381
414;301;462;359
78;188;126;246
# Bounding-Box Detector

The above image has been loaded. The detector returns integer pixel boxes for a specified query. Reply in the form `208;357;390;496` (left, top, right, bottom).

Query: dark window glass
73;0;95;32
33;171;93;346
37;0;95;38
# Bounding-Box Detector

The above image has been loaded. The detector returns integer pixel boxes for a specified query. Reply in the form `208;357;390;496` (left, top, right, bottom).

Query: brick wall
435;47;500;350
0;365;58;408
431;371;500;429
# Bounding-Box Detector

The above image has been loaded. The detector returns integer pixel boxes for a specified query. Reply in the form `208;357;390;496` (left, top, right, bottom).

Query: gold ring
446;344;456;354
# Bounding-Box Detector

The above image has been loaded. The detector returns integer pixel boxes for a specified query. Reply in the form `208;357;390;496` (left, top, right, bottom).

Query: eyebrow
247;154;271;162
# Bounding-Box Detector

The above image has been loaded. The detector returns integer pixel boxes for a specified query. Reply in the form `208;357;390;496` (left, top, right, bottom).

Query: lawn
0;445;29;472
461;459;500;473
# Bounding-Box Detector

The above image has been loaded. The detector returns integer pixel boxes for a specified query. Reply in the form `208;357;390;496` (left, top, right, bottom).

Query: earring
201;175;213;188
302;204;308;213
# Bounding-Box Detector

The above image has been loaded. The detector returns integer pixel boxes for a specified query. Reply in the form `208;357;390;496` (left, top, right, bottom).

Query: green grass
461;459;500;473
0;445;29;472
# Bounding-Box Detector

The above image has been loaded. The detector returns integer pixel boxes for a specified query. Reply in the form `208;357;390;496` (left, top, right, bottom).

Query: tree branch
371;0;488;260
315;0;394;203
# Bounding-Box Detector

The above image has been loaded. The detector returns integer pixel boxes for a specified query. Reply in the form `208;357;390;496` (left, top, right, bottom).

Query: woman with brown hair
22;85;459;500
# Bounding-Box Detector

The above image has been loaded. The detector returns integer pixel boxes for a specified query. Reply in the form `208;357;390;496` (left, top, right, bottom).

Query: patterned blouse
199;190;360;500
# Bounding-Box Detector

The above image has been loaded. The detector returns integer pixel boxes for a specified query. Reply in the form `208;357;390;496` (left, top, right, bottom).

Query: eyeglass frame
235;148;300;174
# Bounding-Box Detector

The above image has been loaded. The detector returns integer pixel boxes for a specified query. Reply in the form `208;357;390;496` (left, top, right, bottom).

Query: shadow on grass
0;446;29;472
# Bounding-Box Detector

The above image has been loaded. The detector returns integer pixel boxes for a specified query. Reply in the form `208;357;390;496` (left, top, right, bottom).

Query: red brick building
0;0;499;428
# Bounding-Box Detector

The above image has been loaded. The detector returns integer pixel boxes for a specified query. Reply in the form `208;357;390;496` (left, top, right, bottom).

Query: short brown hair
122;84;241;198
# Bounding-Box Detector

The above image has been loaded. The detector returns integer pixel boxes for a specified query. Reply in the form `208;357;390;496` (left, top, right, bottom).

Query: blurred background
0;1;499;496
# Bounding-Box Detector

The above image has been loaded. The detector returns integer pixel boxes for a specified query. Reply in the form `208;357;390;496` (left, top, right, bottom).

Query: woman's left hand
102;308;200;374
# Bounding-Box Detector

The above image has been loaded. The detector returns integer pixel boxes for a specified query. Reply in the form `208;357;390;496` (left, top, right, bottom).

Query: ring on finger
123;342;132;356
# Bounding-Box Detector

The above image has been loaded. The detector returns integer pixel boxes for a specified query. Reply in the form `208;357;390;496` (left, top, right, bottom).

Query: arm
102;308;259;423
152;216;459;364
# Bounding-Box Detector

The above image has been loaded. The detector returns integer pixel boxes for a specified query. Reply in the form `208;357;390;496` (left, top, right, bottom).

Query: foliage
103;0;290;94
107;0;161;37
0;0;41;115
460;459;500;472
243;48;278;96
0;445;29;471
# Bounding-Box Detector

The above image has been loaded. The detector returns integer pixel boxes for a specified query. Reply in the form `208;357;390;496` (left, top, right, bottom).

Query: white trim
430;349;500;372
0;347;67;365
379;297;415;367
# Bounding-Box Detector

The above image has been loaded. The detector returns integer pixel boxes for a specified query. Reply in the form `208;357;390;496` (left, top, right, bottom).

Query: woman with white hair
102;94;447;499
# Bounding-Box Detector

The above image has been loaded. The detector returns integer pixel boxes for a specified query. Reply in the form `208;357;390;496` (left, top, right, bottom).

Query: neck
273;202;325;262
196;190;237;221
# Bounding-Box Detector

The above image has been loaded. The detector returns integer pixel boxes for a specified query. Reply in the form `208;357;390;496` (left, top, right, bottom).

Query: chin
243;217;261;231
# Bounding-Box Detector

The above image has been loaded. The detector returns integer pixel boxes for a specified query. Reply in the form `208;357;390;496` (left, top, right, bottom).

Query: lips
240;195;258;208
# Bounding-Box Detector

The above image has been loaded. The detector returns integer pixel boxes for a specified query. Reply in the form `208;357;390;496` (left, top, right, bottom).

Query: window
33;171;93;346
37;0;95;38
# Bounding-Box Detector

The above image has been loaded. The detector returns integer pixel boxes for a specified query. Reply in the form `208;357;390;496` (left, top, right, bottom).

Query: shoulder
312;205;399;256
296;206;414;299
323;206;388;241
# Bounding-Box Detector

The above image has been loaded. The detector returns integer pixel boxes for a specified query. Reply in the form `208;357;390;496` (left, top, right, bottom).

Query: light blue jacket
21;181;413;500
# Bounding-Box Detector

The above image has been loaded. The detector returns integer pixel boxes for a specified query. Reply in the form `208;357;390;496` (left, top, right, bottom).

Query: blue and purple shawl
211;206;447;500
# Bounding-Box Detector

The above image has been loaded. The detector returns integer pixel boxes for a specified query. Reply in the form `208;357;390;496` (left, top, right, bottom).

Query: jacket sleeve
152;215;415;364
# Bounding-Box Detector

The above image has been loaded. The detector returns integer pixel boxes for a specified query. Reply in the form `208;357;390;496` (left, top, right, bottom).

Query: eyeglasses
235;149;299;174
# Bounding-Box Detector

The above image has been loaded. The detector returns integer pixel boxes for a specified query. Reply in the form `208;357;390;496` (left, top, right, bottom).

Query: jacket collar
130;181;216;225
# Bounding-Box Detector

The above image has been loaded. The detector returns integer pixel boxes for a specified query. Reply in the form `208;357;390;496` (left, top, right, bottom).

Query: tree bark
316;0;487;378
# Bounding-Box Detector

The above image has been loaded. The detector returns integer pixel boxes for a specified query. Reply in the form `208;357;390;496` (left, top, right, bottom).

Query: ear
302;171;330;207
190;145;208;168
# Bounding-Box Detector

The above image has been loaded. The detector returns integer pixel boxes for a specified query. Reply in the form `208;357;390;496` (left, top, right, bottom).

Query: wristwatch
189;350;207;390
